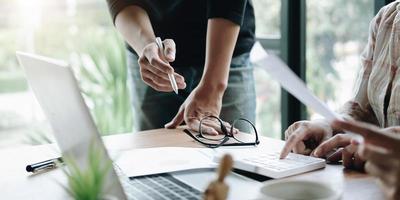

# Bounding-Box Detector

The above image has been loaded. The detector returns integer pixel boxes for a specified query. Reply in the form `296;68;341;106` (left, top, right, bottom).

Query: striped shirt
351;1;400;127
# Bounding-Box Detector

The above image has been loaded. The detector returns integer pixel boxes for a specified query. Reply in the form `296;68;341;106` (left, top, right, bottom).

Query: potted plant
61;143;115;200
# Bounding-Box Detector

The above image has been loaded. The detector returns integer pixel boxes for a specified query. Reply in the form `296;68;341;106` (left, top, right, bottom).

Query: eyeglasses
183;116;260;148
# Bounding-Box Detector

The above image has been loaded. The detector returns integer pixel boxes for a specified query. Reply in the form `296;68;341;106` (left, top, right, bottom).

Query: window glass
253;0;281;37
253;0;281;138
306;0;374;118
0;0;130;148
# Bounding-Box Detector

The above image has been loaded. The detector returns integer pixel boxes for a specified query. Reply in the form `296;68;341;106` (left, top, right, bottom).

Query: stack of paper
114;147;217;177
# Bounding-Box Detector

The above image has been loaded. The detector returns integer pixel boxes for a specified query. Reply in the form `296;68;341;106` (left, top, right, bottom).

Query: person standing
106;0;256;134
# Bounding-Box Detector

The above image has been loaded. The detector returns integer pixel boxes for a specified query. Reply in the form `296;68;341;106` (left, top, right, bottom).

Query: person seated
280;2;400;199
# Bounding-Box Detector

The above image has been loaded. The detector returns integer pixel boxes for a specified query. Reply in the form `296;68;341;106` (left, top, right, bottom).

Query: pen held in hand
155;37;179;94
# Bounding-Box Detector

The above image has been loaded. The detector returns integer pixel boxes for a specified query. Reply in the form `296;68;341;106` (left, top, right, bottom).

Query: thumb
165;106;184;128
163;39;176;62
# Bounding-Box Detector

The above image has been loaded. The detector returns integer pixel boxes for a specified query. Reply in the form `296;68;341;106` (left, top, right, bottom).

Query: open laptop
16;52;209;200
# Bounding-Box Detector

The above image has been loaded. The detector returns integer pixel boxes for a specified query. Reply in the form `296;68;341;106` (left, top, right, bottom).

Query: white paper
250;42;341;122
114;147;216;177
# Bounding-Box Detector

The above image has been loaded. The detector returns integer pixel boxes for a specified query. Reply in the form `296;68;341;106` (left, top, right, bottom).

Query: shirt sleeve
344;6;385;124
106;0;151;24
207;0;247;26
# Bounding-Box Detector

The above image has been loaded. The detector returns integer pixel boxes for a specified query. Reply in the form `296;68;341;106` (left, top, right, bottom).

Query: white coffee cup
258;179;342;200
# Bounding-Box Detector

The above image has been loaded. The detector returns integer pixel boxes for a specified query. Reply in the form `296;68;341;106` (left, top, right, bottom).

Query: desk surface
0;127;385;199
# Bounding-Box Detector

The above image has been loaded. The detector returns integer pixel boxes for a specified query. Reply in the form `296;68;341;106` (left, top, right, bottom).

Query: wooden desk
0;128;385;199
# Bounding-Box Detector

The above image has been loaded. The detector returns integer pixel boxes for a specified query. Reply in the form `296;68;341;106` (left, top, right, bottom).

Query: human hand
360;145;400;200
164;84;235;135
332;120;400;199
138;39;186;92
312;133;365;170
280;120;334;159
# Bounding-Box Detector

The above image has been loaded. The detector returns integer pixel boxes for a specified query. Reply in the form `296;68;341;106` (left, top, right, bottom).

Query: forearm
199;18;240;93
338;101;379;125
324;101;379;135
114;5;155;56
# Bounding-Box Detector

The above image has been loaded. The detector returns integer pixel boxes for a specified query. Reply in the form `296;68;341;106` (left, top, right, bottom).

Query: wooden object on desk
0;127;385;200
204;154;233;200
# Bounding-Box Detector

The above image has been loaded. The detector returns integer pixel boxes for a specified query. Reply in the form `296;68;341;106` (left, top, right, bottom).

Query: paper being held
250;42;341;122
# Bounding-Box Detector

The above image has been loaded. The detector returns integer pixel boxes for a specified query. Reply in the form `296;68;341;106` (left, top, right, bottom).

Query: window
0;0;131;148
306;0;374;118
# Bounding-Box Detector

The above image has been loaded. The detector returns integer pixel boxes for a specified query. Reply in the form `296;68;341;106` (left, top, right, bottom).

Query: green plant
61;143;113;200
72;31;133;135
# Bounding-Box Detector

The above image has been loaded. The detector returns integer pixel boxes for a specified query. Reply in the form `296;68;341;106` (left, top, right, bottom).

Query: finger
139;59;172;82
293;141;311;155
220;121;239;135
365;161;394;185
313;134;352;157
382;126;400;134
190;119;219;136
141;69;174;87
173;73;187;89
332;120;399;149
326;148;343;163
163;39;176;62
201;120;226;135
142;77;172;92
280;128;308;159
342;145;355;169
146;50;174;74
284;122;301;140
142;68;186;89
165;105;185;128
353;151;365;171
360;144;397;168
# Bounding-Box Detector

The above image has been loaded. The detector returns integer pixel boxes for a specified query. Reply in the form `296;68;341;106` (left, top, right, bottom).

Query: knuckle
333;134;343;141
164;39;175;45
288;133;298;141
138;57;144;64
149;57;157;66
293;121;304;127
284;130;290;140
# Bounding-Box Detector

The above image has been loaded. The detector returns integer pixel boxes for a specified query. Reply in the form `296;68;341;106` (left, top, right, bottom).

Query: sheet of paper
250;42;341;122
114;147;216;177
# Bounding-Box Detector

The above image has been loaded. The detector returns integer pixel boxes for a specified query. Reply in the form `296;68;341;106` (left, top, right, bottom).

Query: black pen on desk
26;157;63;173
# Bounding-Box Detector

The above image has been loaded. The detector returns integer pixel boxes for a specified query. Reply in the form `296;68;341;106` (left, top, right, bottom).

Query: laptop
16;52;206;200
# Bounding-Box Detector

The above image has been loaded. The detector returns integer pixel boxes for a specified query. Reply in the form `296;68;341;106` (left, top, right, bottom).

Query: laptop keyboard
121;173;202;200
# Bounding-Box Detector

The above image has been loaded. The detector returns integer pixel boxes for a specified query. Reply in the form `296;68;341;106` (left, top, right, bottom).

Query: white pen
155;37;179;94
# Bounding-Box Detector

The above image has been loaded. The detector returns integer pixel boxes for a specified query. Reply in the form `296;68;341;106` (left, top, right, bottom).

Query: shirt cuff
207;0;247;26
107;0;151;24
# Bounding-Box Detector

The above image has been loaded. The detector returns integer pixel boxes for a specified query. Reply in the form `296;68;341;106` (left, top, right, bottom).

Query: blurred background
0;0;374;148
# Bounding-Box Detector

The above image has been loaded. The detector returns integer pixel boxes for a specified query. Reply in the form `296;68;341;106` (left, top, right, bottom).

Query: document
114;147;217;177
250;42;341;122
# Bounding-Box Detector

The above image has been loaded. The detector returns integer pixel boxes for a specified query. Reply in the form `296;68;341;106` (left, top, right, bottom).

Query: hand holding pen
138;37;186;93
